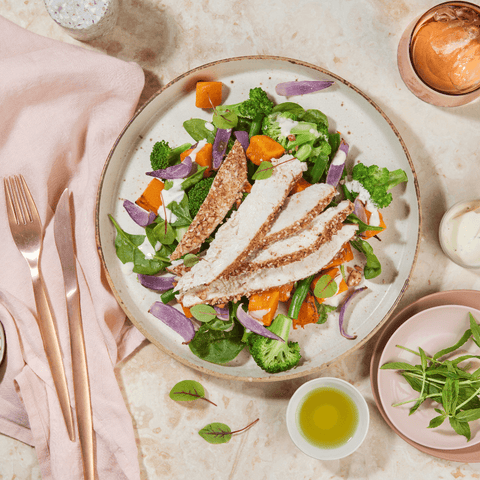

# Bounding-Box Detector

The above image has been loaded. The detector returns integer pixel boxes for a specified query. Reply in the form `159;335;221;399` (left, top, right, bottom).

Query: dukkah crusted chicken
170;140;248;260
178;224;359;307
175;155;307;292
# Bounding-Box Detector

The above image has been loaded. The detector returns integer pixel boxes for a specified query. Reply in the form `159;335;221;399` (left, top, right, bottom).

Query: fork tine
18;175;36;223
4;177;24;225
4;177;16;224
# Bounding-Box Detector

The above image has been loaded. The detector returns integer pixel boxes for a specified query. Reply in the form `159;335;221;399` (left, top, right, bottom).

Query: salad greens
169;380;217;406
381;313;480;441
110;83;408;374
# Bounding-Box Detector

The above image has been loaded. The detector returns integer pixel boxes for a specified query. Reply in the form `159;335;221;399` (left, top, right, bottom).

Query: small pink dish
378;304;480;450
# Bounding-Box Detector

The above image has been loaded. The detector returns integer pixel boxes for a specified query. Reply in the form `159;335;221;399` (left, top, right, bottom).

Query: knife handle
32;269;75;441
69;289;95;480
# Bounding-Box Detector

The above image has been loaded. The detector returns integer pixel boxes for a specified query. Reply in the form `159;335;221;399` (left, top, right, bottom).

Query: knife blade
54;188;95;480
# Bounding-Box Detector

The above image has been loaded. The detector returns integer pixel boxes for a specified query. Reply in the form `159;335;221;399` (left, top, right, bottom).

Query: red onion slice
149;301;195;344
138;274;175;291
275;80;334;97
353;198;368;224
146;157;193;179
326;139;349;188
123;199;156;226
214;305;229;321
237;306;284;342
234;130;250;151
338;286;368;340
213;128;232;169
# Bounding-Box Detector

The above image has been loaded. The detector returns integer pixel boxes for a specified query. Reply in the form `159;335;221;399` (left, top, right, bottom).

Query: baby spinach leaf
189;320;245;365
315;303;337;324
190;304;217;323
272;102;305;118
252;161;273;180
169;380;217;406
168;196;192;227
300;109;329;129
346;213;384;234
109;215;168;275
328;132;341;160
109;214;144;264
350;238;382;279
183;119;216;144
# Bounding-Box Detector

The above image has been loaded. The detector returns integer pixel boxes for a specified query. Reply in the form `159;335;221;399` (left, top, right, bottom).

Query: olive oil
296;386;358;449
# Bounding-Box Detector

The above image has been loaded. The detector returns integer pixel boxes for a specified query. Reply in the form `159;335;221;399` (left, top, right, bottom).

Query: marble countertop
2;0;480;478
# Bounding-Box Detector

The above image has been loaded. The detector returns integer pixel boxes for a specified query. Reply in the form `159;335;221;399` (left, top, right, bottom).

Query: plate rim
377;303;480;450
95;55;422;382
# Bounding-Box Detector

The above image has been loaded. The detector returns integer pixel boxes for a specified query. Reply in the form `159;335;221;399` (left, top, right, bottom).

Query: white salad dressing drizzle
188;139;208;163
157;178;185;223
442;209;480;267
277;115;299;137
204;122;215;132
120;261;134;276
344;179;381;226
331;149;347;167
138;237;157;259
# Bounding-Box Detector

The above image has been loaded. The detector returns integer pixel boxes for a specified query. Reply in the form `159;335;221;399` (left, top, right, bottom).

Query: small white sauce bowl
286;377;369;461
439;200;480;269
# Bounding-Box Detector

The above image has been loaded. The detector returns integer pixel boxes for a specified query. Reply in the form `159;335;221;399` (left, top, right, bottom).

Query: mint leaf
455;408;480;422
428;414;446;429
380;362;422;372
449;417;471;441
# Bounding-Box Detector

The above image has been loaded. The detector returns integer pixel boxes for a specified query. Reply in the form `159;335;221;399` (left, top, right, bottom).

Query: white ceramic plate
95;56;421;382
378;305;480;450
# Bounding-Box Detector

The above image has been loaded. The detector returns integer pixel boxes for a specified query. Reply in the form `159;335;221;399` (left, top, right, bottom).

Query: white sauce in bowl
439;200;480;268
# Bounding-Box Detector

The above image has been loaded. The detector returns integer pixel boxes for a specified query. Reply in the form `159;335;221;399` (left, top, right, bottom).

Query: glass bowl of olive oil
286;377;369;460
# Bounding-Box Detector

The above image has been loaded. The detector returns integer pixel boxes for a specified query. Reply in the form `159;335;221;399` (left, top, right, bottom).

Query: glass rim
408;1;480;97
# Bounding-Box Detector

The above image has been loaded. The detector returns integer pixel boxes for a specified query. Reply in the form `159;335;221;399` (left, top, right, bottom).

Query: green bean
288;275;315;319
161;288;176;304
249;113;264;138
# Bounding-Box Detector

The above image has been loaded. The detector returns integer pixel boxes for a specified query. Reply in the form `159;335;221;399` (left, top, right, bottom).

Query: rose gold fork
4;175;75;441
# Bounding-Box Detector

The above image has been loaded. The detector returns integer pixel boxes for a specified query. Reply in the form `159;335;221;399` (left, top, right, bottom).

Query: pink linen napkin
0;16;146;479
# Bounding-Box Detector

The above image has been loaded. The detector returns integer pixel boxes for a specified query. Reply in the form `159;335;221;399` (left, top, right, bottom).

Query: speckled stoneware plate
378;304;480;450
371;291;480;462
95;56;421;382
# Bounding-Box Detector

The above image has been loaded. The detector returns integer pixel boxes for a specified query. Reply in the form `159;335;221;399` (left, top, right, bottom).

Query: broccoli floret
150;141;192;170
262;112;322;154
352;163;408;208
216;87;274;120
248;314;301;374
188;176;215;217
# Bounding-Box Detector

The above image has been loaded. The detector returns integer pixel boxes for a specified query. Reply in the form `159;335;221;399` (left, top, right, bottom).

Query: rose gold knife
54;188;95;480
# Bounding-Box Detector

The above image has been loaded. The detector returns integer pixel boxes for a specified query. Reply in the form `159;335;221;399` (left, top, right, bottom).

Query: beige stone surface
2;0;480;478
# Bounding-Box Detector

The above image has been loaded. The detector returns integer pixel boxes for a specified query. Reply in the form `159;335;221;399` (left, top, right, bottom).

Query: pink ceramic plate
378;304;480;450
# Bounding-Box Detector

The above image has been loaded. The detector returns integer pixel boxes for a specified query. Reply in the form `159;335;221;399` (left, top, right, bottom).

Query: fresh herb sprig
381;313;480;441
